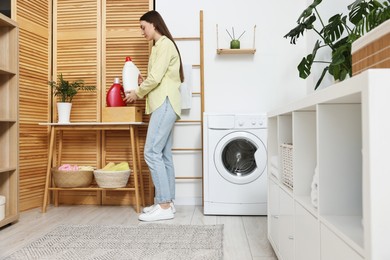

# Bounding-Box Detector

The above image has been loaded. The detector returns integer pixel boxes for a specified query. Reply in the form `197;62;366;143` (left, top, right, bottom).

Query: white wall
156;0;308;113
155;0;353;205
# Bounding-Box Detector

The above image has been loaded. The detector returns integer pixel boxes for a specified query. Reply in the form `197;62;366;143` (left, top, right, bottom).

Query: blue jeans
144;98;177;204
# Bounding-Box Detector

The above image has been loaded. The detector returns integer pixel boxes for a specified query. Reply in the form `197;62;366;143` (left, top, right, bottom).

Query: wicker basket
52;168;93;188
280;143;293;189
93;170;131;188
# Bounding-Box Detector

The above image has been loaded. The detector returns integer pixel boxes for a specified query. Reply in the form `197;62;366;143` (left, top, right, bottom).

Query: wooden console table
40;122;147;213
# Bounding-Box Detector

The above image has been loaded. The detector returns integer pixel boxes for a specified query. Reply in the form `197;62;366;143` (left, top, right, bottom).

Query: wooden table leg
54;130;63;207
42;126;55;213
130;126;140;213
135;127;145;206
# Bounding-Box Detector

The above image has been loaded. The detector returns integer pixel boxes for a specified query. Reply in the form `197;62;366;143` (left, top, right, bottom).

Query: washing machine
203;113;267;215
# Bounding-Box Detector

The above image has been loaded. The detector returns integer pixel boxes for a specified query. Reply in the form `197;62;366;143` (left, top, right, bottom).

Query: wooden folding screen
14;0;152;211
16;0;51;211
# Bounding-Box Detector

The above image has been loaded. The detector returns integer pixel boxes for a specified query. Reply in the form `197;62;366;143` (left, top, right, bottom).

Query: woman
124;10;184;222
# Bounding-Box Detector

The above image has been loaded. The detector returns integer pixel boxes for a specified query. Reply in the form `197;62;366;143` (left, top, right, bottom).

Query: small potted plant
226;27;246;49
49;73;96;123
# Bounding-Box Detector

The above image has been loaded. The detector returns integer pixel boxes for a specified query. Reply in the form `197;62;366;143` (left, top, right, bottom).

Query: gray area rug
5;224;223;260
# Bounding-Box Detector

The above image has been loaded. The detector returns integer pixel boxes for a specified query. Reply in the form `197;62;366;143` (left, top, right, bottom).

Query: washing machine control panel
234;114;267;129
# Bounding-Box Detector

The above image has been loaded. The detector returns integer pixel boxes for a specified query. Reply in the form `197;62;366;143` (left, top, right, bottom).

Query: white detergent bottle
122;56;140;92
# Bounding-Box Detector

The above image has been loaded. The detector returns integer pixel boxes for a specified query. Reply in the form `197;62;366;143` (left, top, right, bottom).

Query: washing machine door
214;131;267;184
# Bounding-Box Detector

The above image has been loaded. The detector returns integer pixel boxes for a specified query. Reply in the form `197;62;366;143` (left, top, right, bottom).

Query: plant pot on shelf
57;102;72;123
230;39;240;49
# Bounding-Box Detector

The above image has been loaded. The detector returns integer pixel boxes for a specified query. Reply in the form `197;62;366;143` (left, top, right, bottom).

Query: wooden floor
0;205;277;260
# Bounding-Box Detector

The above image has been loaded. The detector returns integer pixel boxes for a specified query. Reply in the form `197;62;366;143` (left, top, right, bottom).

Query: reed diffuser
226;27;245;49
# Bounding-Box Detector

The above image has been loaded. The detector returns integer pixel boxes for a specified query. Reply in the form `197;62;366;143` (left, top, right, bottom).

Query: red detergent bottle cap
125;57;132;62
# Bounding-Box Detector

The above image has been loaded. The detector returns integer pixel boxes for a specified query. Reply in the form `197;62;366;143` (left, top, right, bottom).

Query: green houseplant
49;73;96;123
49;73;96;103
284;0;390;90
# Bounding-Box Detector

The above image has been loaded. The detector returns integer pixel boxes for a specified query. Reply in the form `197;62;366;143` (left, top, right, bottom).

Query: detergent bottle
122;56;140;92
106;78;126;107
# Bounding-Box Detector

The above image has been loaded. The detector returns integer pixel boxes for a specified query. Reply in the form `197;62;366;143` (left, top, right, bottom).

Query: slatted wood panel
53;0;153;206
352;33;390;75
16;0;51;211
54;0;100;205
103;0;152;205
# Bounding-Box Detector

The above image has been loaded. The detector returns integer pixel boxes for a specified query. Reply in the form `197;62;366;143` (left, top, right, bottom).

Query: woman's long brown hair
140;10;184;83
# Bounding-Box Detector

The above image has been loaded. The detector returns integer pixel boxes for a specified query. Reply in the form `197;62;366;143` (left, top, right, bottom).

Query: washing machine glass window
222;138;257;177
214;131;267;185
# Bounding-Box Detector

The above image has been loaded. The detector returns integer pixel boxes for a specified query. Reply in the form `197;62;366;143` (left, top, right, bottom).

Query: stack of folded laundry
311;166;319;208
269;155;279;180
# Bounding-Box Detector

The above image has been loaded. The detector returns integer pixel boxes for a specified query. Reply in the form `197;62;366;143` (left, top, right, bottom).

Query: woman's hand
124;90;138;103
138;74;144;85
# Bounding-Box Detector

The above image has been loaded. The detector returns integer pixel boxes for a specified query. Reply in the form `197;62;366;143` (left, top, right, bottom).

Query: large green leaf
284;15;316;44
297;40;321;78
314;67;329;90
329;37;352;81
298;0;323;23
322;14;347;45
348;0;370;25
349;0;389;35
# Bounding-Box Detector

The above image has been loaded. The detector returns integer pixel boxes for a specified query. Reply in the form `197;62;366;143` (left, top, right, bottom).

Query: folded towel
311;166;319;208
180;64;192;110
58;164;79;171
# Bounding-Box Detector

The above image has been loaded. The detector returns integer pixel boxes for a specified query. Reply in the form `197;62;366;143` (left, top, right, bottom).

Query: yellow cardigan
135;36;181;118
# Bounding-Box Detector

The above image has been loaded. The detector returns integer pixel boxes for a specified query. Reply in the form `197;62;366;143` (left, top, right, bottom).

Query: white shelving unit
267;69;390;260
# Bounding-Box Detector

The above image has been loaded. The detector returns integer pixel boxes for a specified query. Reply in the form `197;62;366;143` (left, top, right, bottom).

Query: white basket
93;170;131;188
280;143;293;189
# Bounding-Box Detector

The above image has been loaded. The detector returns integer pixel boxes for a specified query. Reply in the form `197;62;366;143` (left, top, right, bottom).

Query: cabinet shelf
0;167;17;174
0;68;16;75
0;119;17;123
216;48;256;55
321;215;364;254
295;195;318;216
48;185;136;191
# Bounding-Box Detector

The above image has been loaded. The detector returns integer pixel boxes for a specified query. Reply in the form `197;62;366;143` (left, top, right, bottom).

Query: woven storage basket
52;168;93;188
93;170;131;188
280;143;293;189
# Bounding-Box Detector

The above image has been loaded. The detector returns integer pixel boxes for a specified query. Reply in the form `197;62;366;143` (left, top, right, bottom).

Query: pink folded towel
58;164;79;171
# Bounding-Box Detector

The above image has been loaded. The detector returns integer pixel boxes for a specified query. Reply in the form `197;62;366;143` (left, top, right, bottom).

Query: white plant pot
57;102;72;123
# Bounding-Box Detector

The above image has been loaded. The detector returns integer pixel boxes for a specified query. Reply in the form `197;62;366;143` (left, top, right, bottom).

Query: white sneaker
143;202;176;214
138;204;174;222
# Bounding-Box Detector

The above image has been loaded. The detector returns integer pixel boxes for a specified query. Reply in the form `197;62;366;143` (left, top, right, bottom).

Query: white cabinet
295;202;319;260
321;224;364;260
268;179;280;251
278;188;294;260
267;69;390;260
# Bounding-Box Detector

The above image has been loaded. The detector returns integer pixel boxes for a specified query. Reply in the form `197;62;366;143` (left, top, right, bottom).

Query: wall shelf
216;24;256;55
216;48;256;55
